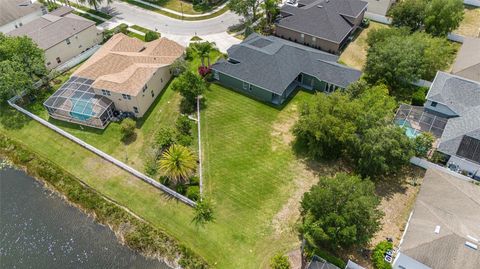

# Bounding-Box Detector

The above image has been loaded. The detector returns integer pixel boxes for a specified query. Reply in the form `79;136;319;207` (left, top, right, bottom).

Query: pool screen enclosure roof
394;104;448;138
43;76;114;129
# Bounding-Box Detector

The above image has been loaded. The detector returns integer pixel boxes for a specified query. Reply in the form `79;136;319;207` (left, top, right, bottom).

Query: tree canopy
227;0;262;22
171;70;207;113
389;0;464;36
364;28;455;90
300;173;382;251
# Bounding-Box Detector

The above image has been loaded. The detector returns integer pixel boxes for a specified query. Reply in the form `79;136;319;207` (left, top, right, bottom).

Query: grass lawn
145;0;225;15
453;5;480;38
339;22;389;70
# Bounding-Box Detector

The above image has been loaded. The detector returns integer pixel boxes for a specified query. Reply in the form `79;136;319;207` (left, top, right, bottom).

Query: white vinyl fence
365;12;392;25
55;45;101;73
8;98;196;207
464;0;480;7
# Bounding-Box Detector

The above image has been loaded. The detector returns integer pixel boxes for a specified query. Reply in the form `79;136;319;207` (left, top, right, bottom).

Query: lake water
0;166;170;269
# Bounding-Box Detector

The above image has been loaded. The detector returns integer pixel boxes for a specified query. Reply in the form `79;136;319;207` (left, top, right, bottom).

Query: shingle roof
7;7;95;50
212;34;361;95
451;37;480;82
0;0;43;26
277;0;368;43
73;33;184;96
399;168;480;269
427;72;480;157
364;0;394;16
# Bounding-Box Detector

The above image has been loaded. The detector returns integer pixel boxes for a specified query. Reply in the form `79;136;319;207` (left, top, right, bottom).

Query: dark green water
0;166;170;269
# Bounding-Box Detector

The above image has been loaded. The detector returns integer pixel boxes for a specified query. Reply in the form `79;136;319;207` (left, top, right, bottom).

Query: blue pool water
395;119;420;138
70;99;94;121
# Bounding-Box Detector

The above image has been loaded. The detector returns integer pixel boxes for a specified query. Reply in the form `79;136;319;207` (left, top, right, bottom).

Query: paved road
98;1;242;35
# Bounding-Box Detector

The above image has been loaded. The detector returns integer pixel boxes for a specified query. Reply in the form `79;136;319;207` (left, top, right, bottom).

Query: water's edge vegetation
0;133;208;269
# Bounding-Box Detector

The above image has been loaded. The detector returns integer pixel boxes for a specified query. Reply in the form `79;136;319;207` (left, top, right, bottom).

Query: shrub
145;31;160;42
155;127;176;151
198;66;211;77
189;176;200;185
411;87;427;106
186;186;200;201
372;241;393;269
120;118;136;140
176;184;187;195
176;133;193;147
176;115;193;135
270;253;290;269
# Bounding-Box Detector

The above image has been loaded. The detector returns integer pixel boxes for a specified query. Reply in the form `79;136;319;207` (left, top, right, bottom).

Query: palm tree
262;0;280;25
159;144;197;184
79;0;112;11
193;41;217;67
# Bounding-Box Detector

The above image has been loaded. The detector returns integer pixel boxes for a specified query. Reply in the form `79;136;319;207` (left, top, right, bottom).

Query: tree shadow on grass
0;106;32;130
373;165;425;200
121;132;137;145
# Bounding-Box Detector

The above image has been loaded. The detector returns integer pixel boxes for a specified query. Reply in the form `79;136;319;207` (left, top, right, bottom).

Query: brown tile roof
74;33;184;96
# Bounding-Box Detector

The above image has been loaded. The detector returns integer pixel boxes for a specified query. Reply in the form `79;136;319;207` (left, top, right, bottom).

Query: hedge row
0;133;208;269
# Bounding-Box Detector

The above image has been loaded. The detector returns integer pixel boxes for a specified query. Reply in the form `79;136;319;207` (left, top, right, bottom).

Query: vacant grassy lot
339;22;389;70
454;5;480;38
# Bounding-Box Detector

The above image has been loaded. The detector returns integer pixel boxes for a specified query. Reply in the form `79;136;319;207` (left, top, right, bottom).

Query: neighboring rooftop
427;72;480;161
73;33;184;96
7;6;94;50
451;37;480;82
0;0;43;26
212;34;361;95
307;255;340;269
278;0;368;43
364;0;394;16
399;168;480;269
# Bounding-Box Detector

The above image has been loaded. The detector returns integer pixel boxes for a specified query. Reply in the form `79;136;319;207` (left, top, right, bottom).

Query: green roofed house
211;34;362;105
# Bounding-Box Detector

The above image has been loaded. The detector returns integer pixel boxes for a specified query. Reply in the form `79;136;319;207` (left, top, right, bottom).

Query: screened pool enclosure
43;76;115;129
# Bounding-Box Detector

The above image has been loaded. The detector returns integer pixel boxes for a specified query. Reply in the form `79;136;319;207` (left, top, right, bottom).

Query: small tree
159;144;196;184
270;253;290;269
424;0;464;36
372;241;393;269
120;118;136;140
144;31;160;42
171;71;207;113
228;0;263;22
192;198;215;226
300;173;382;251
413;132;435;158
170;57;188;77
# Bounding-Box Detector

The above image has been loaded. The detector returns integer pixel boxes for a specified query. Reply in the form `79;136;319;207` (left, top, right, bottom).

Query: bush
176;184;187;195
411;87;427;106
270;253;290;269
176;115;193;135
120;118;136;140
176;133;193;147
198;66;211;77
145;31;160;42
186;186;200;201
155;127;176;151
189;176;200;185
372;241;393;269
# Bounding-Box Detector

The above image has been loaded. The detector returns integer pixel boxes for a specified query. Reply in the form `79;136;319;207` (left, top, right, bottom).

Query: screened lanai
43;76;115;129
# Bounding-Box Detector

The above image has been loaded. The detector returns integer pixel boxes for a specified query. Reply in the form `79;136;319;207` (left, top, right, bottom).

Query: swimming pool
70;99;94;121
395;119;421;138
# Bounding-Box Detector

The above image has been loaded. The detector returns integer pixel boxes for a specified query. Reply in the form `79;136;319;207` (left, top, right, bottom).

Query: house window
133;106;139;113
431;101;438;107
101;90;111;96
122;94;131;100
249;84;253;91
56;57;61;64
66;38;71;45
243;81;248;90
151;91;154;98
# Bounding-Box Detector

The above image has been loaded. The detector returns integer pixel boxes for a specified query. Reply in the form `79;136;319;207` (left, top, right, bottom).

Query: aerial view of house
275;0;368;54
7;6;101;69
451;37;480;82
43;33;184;128
211;34;361;104
393;168;480;269
0;0;45;33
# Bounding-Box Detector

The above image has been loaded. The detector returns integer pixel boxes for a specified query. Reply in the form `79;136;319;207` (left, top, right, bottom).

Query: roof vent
434;225;441;234
317;5;323;8
465;241;478;250
326;0;329;2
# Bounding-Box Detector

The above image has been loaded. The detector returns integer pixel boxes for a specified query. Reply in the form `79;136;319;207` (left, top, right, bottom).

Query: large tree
300;173;382;251
0;61;34;103
228;0;262;22
159;144;197;184
365;28;455;90
389;0;427;31
424;0;464;36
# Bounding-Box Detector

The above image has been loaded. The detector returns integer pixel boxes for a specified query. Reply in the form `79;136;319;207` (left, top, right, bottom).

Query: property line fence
197;97;204;198
365;12;392;25
410;157;475;182
55;45;101;74
8;97;196;207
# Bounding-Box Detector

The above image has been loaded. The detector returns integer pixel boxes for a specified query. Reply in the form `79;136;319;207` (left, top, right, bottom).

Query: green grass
130;25;153;34
120;0;229;21
1;50;314;268
127;30;146;41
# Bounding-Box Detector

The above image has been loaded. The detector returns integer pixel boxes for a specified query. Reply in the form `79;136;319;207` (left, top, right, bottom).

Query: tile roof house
7;6;102;69
451;37;480;82
43;33;185;128
425;71;480;178
275;0;368;54
393;168;480;269
0;0;45;33
211;34;361;105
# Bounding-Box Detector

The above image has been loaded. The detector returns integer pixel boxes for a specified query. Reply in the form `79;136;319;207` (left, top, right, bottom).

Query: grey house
425;71;480;177
451;37;480;82
211;34;362;105
275;0;368;54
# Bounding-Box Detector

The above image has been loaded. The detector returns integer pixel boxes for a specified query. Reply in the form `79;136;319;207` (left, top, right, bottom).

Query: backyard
453;5;480;38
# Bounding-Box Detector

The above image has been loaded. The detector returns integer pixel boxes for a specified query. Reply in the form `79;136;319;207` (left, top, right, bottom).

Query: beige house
7;6;102;69
44;33;185;128
0;0;45;33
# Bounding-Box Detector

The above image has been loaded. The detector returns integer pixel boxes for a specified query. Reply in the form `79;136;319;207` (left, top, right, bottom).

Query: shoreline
0;133;208;269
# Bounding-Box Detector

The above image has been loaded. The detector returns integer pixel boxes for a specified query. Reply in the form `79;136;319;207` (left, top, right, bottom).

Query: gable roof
212;34;361;95
0;0;43;26
7;7;95;50
451;37;480;82
277;0;368;43
427;72;480;158
73;33;184;96
399;168;480;269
